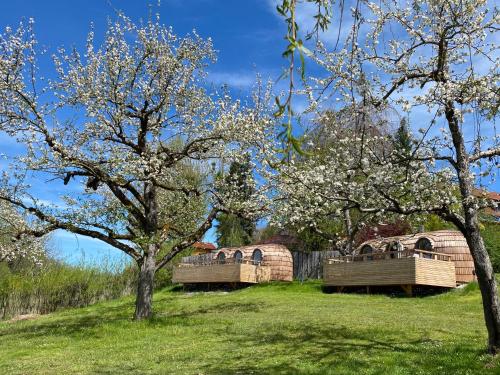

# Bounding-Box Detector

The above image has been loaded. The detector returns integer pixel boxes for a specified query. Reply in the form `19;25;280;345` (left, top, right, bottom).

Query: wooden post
401;284;413;297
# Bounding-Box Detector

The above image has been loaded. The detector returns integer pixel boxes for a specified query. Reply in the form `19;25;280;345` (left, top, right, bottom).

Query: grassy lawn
0;281;499;374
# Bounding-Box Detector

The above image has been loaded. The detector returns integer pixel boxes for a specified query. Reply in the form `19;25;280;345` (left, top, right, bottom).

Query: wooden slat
324;257;456;288
415;259;456;287
181;244;294;282
355;230;476;283
172;264;271;284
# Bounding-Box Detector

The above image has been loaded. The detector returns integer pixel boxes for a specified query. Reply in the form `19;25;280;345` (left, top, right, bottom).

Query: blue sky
0;1;498;265
0;0;285;89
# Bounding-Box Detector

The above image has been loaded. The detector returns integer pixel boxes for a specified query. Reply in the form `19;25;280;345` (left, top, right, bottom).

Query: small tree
392;118;413;157
215;156;256;247
0;15;265;319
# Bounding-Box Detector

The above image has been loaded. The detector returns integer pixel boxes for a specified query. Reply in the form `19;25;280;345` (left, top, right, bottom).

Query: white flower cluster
0;200;44;264
272;120;459;237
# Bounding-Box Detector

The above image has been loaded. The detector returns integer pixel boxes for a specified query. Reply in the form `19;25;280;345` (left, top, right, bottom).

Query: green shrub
0;259;136;319
1;243;202;319
482;222;500;272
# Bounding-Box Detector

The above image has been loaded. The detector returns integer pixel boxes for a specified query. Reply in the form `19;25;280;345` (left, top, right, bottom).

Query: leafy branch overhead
275;0;324;157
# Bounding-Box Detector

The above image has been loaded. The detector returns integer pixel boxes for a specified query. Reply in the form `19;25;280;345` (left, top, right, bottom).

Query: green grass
0;281;499;374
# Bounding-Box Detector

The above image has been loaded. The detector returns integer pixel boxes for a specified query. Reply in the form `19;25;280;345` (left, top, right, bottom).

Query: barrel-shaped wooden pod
412;230;475;284
357;230;476;284
217;244;293;281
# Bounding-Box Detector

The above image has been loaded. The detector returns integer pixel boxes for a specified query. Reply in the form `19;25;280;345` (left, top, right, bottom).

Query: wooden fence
292;251;339;280
181;250;340;280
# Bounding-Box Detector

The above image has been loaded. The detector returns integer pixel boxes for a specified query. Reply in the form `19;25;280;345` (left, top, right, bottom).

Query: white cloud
207;71;257;89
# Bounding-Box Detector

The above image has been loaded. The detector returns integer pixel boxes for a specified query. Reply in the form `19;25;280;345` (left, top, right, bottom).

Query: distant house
190;242;217;256
472;188;500;220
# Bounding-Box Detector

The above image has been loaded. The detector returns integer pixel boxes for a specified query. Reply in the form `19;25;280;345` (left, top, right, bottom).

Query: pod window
386;241;402;259
234;250;243;263
415;238;433;258
360;245;374;261
216;252;226;263
252;249;263;264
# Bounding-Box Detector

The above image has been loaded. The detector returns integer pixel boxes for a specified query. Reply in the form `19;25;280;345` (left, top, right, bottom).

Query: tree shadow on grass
0;302;133;340
91;364;153;375
0;299;266;340
198;322;494;375
145;300;268;329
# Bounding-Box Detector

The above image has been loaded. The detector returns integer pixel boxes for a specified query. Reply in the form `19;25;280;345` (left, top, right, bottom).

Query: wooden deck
172;261;271;284
323;249;456;291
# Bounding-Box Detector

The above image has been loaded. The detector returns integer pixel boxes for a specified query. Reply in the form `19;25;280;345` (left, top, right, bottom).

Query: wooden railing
177;258;264;267
326;249;452;264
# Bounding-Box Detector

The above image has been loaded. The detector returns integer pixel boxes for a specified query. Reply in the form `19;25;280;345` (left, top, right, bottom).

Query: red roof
192;242;216;250
485;191;500;201
473;188;500;201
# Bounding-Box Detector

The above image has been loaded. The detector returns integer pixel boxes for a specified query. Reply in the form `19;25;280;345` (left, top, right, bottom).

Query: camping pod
357;230;475;284
173;243;293;284
216;244;293;282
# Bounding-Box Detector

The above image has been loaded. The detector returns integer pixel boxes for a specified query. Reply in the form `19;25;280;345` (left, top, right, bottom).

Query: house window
415;237;433;259
252;249;263;265
360;245;374;261
234;250;243;263
216;251;226;263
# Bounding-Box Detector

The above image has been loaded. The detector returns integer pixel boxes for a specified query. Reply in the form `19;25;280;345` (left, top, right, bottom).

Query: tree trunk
134;180;159;320
134;251;156;320
446;102;500;354
463;218;500;354
343;209;354;255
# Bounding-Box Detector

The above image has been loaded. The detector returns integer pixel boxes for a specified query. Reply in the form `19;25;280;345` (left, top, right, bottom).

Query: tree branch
0;195;142;260
155;207;219;271
470;147;500;162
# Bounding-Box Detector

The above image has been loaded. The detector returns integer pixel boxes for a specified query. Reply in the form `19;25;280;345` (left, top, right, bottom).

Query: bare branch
155;207;219;271
0;195;142;260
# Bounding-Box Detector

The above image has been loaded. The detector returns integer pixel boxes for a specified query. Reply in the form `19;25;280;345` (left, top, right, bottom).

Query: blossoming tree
274;108;455;253
0;15;267;320
277;0;500;352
